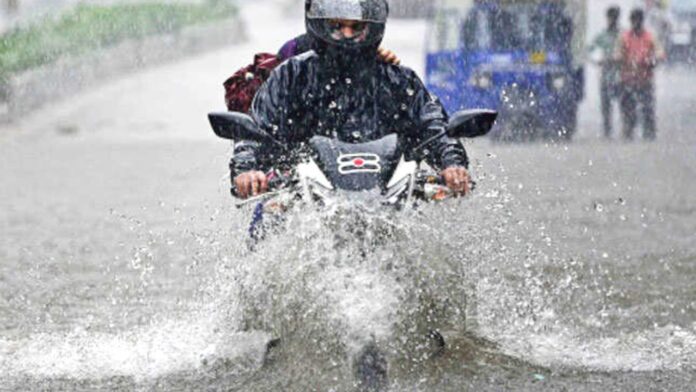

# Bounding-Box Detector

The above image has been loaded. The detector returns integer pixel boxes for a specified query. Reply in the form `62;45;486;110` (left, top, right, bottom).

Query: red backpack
223;53;282;113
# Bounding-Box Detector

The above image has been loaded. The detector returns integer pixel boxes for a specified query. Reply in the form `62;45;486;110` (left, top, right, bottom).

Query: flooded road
1;0;696;390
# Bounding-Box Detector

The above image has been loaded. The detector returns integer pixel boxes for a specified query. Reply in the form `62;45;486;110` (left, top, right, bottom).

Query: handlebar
232;170;476;205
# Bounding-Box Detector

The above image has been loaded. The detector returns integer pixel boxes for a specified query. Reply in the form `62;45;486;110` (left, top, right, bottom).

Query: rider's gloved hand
440;166;471;196
234;170;268;199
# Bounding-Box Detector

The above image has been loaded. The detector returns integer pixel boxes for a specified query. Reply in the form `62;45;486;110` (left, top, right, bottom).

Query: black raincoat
230;49;468;176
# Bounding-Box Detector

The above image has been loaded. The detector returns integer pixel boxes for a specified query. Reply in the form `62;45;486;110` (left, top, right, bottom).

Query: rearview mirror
447;109;498;138
208;112;278;145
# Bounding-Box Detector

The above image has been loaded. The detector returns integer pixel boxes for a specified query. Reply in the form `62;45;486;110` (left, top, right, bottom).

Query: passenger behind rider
231;0;471;199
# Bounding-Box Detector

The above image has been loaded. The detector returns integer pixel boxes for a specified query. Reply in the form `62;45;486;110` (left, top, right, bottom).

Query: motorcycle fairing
309;134;400;191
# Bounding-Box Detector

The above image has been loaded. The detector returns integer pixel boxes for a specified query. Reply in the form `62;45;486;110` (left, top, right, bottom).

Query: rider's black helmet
305;0;389;50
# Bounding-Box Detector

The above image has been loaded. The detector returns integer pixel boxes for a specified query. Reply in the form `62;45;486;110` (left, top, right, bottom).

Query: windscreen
306;0;388;22
461;4;573;52
309;134;399;191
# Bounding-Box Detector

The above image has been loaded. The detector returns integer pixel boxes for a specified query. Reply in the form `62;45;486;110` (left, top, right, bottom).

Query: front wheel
354;342;388;391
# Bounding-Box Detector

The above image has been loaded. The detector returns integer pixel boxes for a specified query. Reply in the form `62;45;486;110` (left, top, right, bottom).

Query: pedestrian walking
616;8;665;140
589;6;622;138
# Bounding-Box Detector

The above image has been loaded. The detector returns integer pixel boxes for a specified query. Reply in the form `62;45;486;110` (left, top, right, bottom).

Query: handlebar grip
231;171;280;199
421;175;477;195
434;175;477;192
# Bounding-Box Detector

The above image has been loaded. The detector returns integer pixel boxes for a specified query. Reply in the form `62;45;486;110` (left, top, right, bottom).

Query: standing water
1;0;696;390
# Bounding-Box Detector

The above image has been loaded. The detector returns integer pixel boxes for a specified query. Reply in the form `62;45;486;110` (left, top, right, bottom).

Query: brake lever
233;190;288;208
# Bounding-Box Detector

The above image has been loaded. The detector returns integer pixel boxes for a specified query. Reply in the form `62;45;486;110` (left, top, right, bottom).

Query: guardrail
1;1;245;123
0;18;245;123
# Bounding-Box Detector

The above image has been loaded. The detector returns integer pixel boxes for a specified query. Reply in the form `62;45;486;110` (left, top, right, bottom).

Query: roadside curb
0;18;246;123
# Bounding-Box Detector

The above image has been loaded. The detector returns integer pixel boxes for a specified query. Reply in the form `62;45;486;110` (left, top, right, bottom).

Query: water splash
0;314;267;381
2;179;695;387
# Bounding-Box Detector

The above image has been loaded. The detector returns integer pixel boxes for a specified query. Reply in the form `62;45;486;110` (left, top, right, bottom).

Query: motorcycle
208;109;497;390
209;108;496;208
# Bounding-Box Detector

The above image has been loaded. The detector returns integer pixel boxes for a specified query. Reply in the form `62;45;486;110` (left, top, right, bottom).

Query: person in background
616;8;665;141
589;6;622;138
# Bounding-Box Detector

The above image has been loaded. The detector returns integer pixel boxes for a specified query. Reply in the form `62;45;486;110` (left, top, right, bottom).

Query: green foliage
0;1;237;77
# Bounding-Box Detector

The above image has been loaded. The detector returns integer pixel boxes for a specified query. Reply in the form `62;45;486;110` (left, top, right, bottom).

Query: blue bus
425;0;587;141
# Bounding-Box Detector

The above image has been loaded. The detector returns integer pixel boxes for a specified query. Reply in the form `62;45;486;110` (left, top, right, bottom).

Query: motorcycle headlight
552;75;566;91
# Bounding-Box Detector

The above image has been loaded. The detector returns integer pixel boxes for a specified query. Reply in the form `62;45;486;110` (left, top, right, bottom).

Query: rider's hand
377;47;401;65
234;171;268;199
440;166;471;196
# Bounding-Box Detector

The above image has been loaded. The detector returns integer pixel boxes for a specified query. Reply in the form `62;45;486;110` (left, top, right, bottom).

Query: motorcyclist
232;0;470;199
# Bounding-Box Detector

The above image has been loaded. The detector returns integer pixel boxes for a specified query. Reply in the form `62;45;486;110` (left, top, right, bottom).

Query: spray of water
2;176;695;388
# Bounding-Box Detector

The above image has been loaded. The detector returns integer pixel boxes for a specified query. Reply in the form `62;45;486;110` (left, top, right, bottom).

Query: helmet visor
307;0;388;23
311;19;377;45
